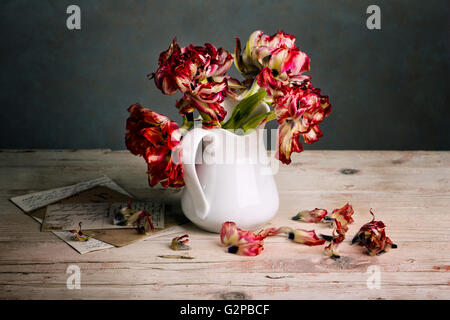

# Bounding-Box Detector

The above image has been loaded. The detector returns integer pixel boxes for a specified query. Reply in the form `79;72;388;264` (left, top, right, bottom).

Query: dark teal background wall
1;0;448;150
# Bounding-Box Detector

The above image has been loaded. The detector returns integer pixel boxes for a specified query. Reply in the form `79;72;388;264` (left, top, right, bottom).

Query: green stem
222;89;267;130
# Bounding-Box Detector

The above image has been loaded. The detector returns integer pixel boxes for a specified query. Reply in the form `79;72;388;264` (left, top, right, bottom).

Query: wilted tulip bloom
151;38;238;128
235;30;310;83
268;81;331;164
125;103;184;188
352;210;397;256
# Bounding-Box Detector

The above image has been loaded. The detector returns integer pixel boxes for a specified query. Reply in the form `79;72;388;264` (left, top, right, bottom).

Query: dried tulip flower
320;203;355;259
220;222;325;256
268;227;325;246
234;30;310;83
127;210;155;234
352;209;397;256
227;242;264;256
171;234;191;251
71;222;89;242
150;38;239;128
256;69;331;164
330;203;355;233
113;200;135;226
220;221;265;256
220;221;265;247
324;241;341;260
292;208;328;223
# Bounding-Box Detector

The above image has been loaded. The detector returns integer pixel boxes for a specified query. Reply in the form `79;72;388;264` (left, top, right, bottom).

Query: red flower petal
125;103;184;188
292;208;328;223
352;209;397;256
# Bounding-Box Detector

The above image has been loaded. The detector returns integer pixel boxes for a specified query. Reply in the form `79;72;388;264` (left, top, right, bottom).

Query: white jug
180;119;279;233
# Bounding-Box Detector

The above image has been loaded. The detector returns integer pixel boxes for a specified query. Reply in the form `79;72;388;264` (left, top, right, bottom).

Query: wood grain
0;150;449;300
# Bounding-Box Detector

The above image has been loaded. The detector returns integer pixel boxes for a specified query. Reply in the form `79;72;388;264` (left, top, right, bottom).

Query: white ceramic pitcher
180;114;279;233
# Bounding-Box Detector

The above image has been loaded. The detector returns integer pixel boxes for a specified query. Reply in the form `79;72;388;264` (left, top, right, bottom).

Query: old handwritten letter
10;176;132;213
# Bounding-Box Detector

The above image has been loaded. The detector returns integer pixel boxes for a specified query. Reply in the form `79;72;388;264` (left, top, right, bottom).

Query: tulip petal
125;103;184;188
292;208;328;223
352;209;397;256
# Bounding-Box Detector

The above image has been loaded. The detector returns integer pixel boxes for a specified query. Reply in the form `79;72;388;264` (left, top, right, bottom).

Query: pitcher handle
181;128;214;220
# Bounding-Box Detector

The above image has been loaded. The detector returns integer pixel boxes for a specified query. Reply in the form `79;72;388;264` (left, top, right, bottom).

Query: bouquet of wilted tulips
126;30;331;188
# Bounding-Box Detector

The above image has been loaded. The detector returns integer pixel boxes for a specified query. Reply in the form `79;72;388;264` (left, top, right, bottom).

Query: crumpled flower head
151;38;238;128
352;209;397;256
125;103;184;188
260;74;331;164
71;222;89;242
235;30;310;83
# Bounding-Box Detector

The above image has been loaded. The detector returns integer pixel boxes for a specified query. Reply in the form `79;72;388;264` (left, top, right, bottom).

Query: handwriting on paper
42;203;113;231
10;176;132;213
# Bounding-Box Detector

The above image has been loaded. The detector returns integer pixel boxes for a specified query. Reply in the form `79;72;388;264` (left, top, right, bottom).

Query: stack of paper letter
10;176;188;254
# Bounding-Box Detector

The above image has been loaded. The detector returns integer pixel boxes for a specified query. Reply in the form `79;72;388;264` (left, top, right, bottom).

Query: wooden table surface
0;150;449;300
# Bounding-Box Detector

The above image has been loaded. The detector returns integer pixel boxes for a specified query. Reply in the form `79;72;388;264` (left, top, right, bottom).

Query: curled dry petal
228;242;264;257
134;210;155;234
171;234;191;251
220;221;264;246
71;222;89;242
257;226;325;246
220;221;240;246
321;203;355;259
220;222;265;256
324;241;341;260
292;208;328;223
331;203;355;234
285;228;326;246
352;209;397;256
